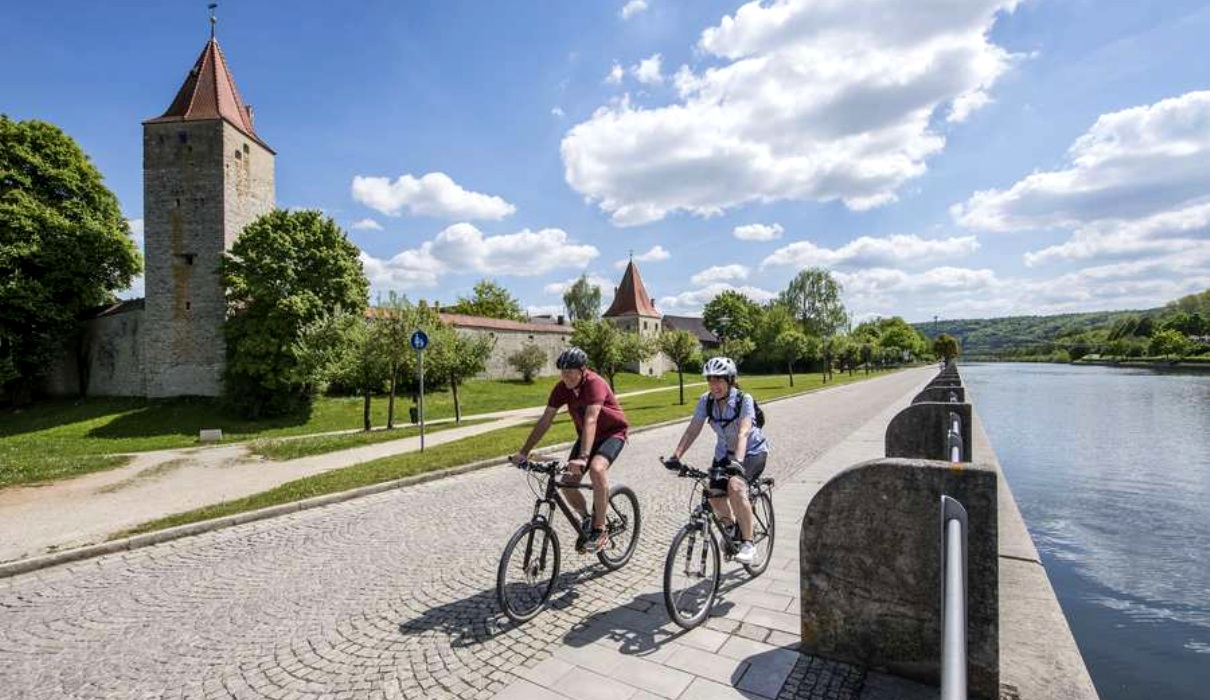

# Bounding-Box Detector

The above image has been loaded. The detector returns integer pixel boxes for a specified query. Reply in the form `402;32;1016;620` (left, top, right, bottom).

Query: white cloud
614;245;671;269
362;223;599;293
606;63;625;85
951;90;1210;306
127;218;144;249
352;172;516;220
544;274;615;296
621;0;649;20
350;218;384;231
691;265;750;286
733;223;783;241
762;234;980;269
657;283;777;316
551;107;565;118
563;0;1023;226
526;305;566;318
632;54;664;85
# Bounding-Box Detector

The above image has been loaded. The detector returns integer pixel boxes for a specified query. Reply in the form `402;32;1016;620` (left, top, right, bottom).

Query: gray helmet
702;356;737;379
556;346;589;370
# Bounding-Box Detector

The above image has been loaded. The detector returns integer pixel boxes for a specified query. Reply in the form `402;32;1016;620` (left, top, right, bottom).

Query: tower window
234;149;242;160
175;254;195;266
178;131;188;144
185;301;191;311
243;144;250;154
175;198;181;207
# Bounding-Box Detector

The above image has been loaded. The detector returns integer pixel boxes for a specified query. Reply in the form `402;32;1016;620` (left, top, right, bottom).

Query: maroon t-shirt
547;370;629;442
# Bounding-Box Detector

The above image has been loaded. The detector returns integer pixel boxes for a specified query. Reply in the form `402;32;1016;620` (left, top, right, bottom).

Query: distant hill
911;308;1161;357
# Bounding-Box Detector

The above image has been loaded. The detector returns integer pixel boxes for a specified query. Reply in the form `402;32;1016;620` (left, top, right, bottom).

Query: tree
778;268;848;338
450;279;525;321
772;330;816;387
430;328;494;423
1149;328;1190;359
570;319;654;389
371;291;420;429
221;209;368;417
562;274;602;322
933;333;960;361
712;337;756;366
659;329;700;404
0;117;142;402
508;343;547;383
703;291;761;341
296;309;386;431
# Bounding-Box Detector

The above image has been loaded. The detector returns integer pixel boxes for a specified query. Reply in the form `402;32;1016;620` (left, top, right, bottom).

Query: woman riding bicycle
665;356;769;564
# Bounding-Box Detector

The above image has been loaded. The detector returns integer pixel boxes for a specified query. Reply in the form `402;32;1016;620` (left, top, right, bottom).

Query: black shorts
567;435;626;466
708;452;767;494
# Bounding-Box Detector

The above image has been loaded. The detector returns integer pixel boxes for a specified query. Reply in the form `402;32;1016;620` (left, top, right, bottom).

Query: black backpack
708;391;765;429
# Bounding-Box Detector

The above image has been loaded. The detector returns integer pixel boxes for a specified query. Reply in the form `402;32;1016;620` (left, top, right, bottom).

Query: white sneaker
735;541;756;565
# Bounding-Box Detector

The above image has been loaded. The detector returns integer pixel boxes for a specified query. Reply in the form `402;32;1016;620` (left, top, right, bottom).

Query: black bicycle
658;457;775;629
496;457;641;623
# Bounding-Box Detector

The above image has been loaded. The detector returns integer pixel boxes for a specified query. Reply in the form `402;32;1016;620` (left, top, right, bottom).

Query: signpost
411;330;429;451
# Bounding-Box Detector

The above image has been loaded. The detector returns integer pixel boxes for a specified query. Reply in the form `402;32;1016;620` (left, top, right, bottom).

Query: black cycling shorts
567;435;626;467
708;452;767;494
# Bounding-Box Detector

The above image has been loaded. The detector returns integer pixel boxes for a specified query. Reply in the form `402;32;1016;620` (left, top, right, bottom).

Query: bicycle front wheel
663;522;720;629
497;522;561;624
597;485;641;571
742;491;775;577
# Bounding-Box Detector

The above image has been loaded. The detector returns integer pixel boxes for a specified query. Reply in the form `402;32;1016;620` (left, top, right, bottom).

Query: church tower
141;20;275;397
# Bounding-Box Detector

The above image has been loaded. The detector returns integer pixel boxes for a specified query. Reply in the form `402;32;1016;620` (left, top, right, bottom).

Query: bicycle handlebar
511;457;563;474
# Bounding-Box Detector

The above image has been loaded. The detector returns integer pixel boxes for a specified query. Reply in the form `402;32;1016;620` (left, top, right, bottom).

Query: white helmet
702;356;737;379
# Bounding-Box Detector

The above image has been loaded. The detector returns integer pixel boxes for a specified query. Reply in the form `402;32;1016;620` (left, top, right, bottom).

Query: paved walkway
0;382;704;563
0;368;933;699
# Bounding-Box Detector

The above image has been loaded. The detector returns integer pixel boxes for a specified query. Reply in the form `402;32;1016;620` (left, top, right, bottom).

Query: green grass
249;418;490;461
117;369;888;536
0;372;688;488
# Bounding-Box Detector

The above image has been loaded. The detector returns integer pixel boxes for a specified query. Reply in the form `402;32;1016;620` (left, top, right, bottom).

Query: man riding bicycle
665;356;768;564
512;347;629;553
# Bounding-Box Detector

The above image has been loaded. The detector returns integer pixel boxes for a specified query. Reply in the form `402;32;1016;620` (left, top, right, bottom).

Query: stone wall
451;326;573;380
44;306;145;397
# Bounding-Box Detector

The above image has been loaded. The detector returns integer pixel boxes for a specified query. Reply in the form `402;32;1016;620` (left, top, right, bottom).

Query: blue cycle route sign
410;330;429;351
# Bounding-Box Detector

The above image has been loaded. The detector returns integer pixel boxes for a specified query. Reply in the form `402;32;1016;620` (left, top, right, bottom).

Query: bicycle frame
527;465;595;540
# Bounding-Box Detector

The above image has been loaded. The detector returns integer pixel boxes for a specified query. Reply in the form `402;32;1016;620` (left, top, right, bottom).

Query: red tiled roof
438;312;573;334
603;261;660;318
364;308;572;334
144;38;273;152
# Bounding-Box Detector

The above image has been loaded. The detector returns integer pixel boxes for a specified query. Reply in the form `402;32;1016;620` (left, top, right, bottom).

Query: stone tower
603;260;666;376
141;30;275;397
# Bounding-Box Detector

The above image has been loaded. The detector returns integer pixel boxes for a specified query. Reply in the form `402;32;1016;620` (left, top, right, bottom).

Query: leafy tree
221;209;368;417
508;343;547;383
703;290;761;341
711;337;757;367
296;309;385;431
659;329;701;404
778;267;848;337
772;329;816;386
570;319;654;389
562;274;602;322
1149;328;1190;359
430;328;494;423
933;333;960;361
372;291;421;429
450;279;525;321
0;116;142;402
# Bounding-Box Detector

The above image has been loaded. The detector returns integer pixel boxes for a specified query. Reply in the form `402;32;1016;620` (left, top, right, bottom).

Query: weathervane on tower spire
208;3;218;39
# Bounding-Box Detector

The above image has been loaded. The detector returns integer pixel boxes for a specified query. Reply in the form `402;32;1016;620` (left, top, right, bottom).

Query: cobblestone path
0;370;926;699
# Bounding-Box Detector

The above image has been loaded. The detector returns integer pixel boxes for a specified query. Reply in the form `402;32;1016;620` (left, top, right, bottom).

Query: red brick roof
364;308;572;334
144;38;273;152
439;312;573;334
603;260;660;318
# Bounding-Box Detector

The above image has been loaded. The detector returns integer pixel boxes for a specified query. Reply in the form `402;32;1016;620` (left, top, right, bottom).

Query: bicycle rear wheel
597;485;641;570
497;522;560;623
742;491;775;577
663;522;720;629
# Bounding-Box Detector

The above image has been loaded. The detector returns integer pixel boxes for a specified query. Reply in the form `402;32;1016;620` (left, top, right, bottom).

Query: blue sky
5;0;1210;323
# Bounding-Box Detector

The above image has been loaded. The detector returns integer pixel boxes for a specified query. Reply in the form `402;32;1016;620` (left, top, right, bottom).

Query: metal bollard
940;495;968;700
947;412;963;463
